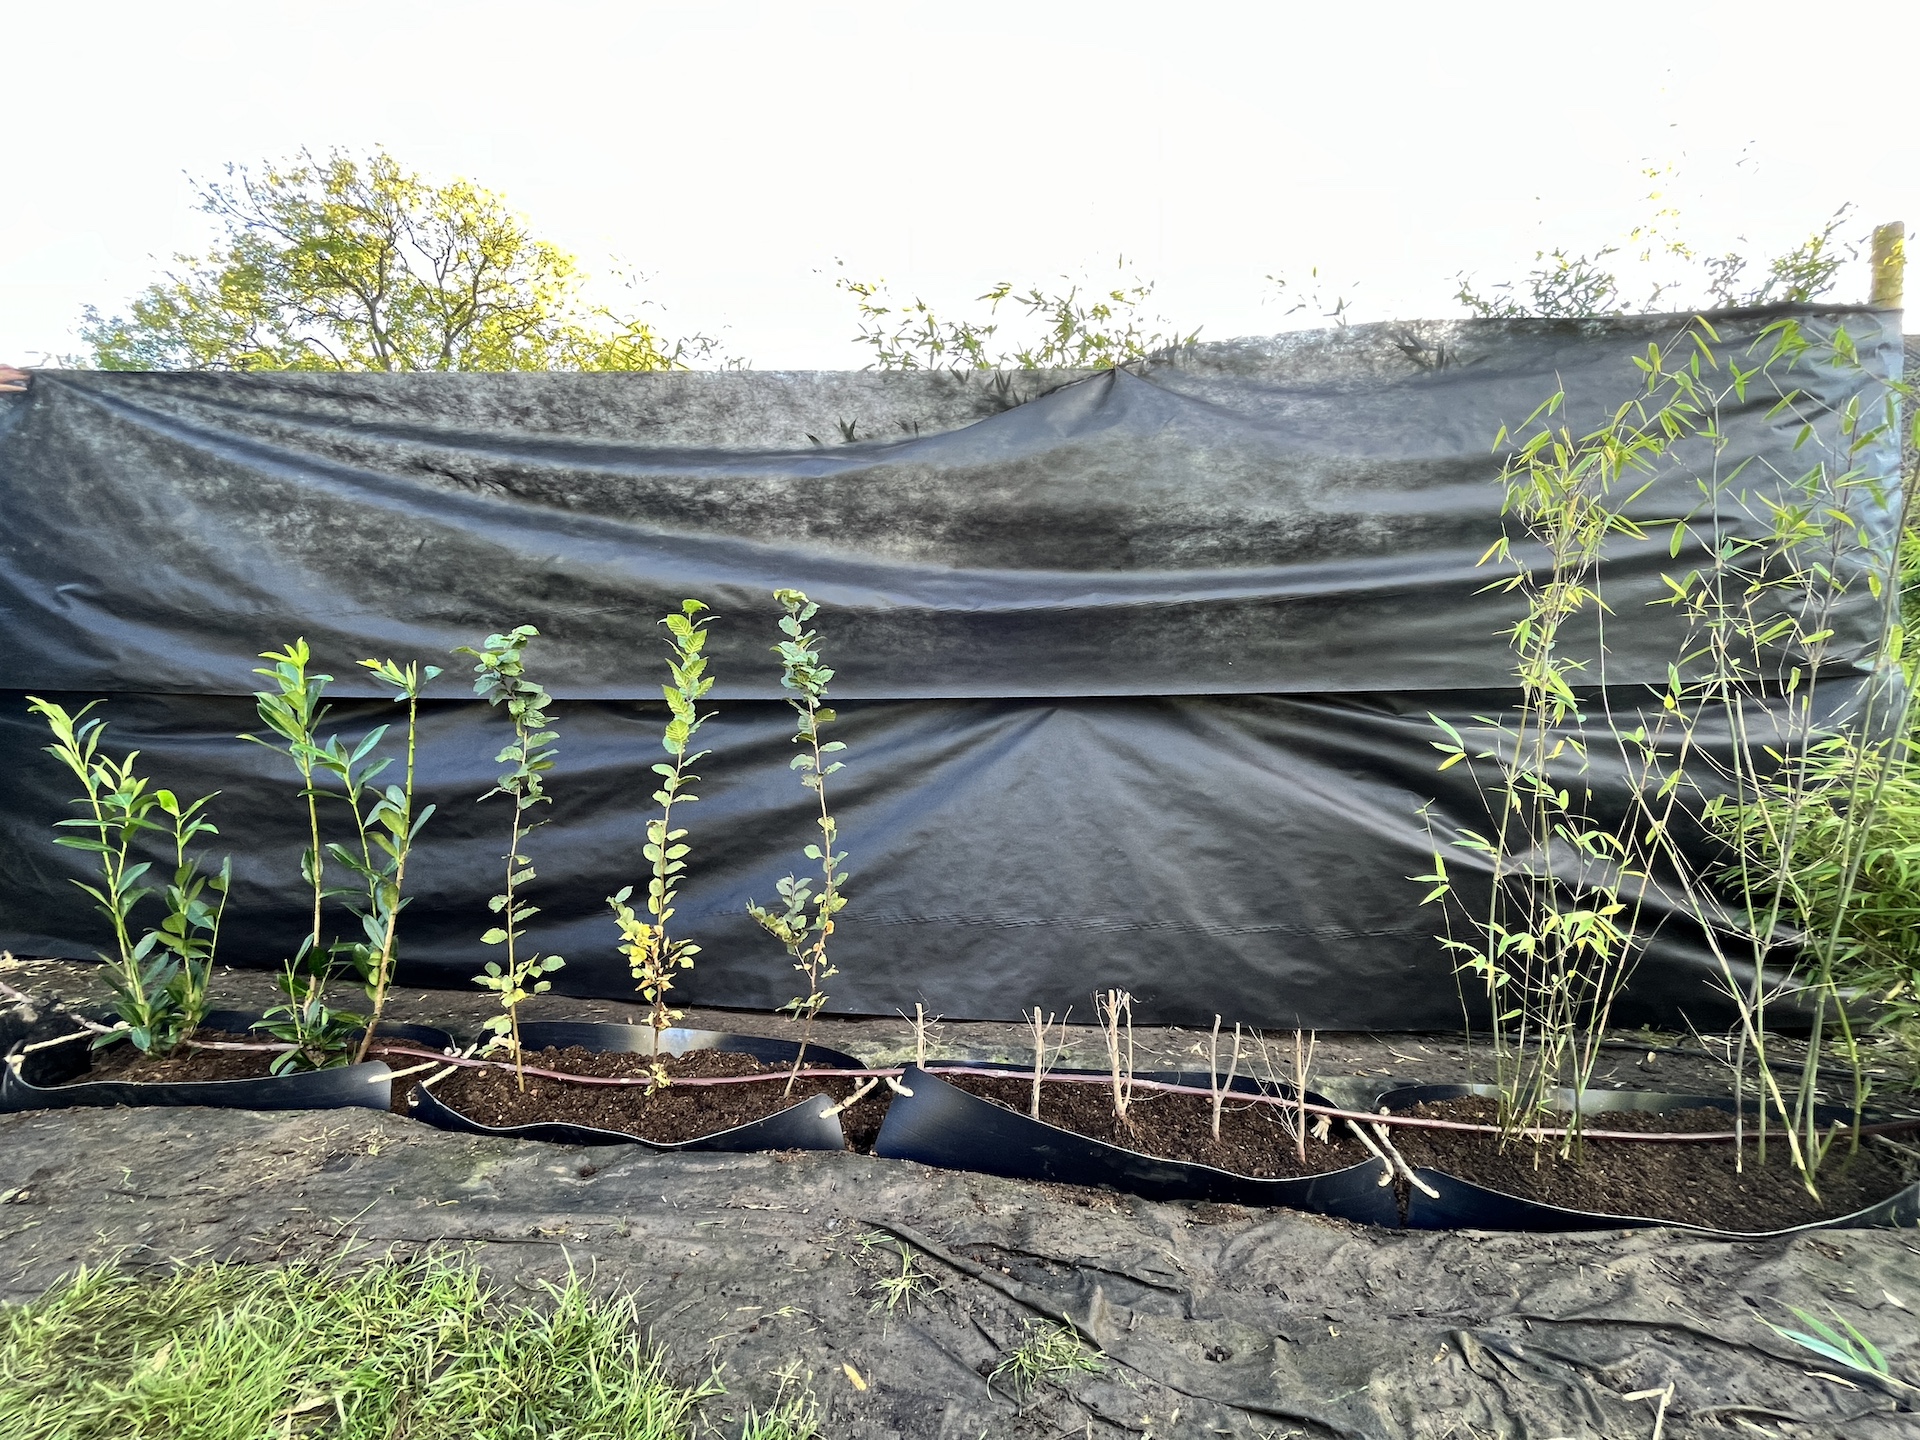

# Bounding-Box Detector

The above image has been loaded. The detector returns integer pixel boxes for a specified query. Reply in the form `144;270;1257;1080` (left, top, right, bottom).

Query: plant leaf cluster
1457;192;1857;319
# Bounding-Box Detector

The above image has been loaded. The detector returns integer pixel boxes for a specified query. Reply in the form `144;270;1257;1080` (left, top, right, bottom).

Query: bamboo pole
1870;221;1905;308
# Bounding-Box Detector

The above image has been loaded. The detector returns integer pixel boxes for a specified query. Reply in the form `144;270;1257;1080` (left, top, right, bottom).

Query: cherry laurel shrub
27;697;229;1055
248;640;442;1072
610;600;717;1071
458;626;564;1088
344;659;441;1061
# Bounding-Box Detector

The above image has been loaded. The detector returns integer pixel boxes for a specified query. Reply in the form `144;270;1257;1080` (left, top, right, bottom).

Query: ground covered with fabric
5;960;1918;1437
4;1102;1916;1440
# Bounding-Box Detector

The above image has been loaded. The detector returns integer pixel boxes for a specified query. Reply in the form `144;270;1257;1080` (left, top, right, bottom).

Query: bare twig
1096;989;1134;1126
1370;1112;1441;1198
1623;1383;1675;1440
1027;1005;1069;1119
1207;1016;1243;1142
20;1029;94;1054
823;1076;879;1116
1293;1030;1317;1163
1341;1119;1397;1188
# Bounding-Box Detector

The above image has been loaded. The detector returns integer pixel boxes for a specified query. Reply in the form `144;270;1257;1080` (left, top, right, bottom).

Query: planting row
19;591;844;1090
7;1003;1918;1239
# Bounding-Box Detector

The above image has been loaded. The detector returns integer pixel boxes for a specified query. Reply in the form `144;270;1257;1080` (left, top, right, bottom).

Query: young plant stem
748;590;851;1096
1293;1028;1317;1165
353;662;439;1061
362;706;420;1059
1027;1005;1068;1120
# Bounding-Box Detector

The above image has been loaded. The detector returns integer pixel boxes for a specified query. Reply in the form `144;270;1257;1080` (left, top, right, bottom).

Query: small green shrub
748;590;851;1082
1717;734;1920;1066
457;625;564;1084
26;698;227;1055
611;600;716;1049
248;640;363;1070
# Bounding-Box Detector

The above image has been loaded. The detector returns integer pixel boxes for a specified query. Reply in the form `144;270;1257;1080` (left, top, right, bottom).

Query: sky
3;0;1914;369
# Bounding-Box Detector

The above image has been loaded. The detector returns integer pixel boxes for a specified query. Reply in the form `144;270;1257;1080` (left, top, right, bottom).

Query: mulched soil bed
428;1046;892;1148
944;1073;1369;1178
1390;1096;1918;1230
68;1034;424;1115
72;1033;279;1084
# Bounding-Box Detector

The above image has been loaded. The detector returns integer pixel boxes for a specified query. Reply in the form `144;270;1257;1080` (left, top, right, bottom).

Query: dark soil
945;1073;1369;1178
427;1046;892;1148
69;1034;424;1115
74;1034;280;1084
1390;1096;1919;1231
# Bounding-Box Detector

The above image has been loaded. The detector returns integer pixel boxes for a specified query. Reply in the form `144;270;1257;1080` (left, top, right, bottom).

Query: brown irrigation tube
359;1045;1920;1145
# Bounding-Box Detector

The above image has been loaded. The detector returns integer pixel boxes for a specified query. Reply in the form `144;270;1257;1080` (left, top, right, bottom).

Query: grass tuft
989;1318;1103;1408
738;1361;821;1440
0;1253;718;1440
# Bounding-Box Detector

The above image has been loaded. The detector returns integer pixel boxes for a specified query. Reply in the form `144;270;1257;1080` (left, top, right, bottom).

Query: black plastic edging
1377;1083;1920;1236
410;1020;859;1153
0;1012;452;1116
874;1062;1400;1221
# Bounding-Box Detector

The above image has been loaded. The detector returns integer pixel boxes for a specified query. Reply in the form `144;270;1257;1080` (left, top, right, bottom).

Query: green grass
988;1318;1103;1406
0;1254;720;1440
736;1363;821;1440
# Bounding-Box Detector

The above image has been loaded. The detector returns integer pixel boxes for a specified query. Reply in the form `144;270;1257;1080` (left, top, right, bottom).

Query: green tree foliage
81;148;710;373
837;258;1198;370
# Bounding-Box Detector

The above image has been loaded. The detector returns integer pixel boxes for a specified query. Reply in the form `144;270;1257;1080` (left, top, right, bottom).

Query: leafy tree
81;148;711;372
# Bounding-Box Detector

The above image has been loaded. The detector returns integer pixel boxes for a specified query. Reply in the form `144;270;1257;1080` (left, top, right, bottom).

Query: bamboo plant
748;589;851;1088
1417;314;1910;1192
610;600;717;1056
458;626;564;1087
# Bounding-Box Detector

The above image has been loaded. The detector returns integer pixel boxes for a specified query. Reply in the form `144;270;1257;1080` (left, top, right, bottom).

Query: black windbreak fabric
0;308;1903;1028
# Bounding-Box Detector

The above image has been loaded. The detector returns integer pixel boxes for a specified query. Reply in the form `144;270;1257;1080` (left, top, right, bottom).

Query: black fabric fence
0;307;1903;1027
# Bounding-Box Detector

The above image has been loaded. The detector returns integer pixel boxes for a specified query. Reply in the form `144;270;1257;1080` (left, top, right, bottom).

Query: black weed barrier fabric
0;308;1903;1027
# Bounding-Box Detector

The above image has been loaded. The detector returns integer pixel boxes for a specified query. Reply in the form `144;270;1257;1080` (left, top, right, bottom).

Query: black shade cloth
0;308;1903;1027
